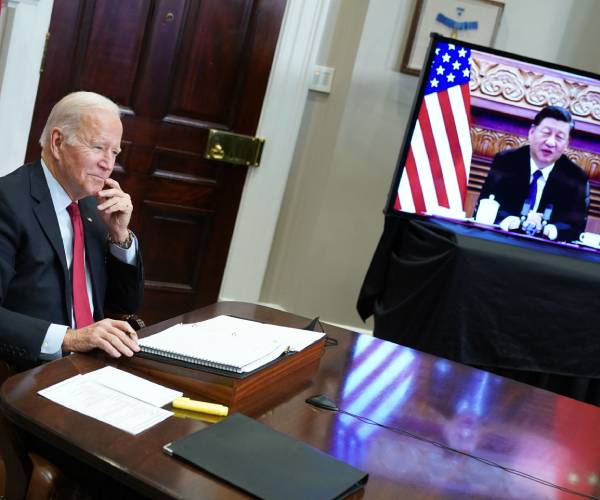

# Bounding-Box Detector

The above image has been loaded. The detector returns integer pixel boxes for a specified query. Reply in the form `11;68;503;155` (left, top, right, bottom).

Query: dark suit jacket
477;146;589;242
0;161;143;366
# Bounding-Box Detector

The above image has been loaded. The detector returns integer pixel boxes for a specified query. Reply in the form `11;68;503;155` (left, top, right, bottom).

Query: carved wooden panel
144;178;216;210
168;0;253;126
141;202;211;288
77;0;151;106
151;148;219;184
132;0;187;118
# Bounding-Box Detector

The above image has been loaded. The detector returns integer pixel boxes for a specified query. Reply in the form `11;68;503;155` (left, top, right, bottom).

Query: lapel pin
87;217;92;223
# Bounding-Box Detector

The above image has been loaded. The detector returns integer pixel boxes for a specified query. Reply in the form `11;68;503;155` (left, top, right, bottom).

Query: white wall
260;0;597;332
495;0;575;63
555;0;600;74
0;0;53;175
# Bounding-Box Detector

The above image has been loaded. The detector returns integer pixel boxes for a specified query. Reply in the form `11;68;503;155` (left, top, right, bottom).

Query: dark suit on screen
0;161;143;366
477;146;589;242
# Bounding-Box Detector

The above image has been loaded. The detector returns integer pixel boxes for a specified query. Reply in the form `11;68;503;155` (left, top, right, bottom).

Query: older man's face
528;117;570;169
54;109;122;201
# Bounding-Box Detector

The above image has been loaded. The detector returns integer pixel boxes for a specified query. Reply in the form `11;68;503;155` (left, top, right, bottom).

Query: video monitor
387;33;600;253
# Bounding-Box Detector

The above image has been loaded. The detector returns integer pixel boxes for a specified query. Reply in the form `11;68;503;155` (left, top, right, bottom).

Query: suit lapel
29;162;72;317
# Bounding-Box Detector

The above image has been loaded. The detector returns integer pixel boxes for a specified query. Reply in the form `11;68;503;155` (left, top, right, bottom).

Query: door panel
77;0;151;104
169;0;253;123
26;0;286;324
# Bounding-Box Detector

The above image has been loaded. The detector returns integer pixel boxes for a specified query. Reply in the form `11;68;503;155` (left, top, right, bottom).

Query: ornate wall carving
470;126;526;159
470;54;600;128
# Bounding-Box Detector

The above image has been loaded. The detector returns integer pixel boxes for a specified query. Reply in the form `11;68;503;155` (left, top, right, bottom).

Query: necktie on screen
527;169;543;211
67;202;94;328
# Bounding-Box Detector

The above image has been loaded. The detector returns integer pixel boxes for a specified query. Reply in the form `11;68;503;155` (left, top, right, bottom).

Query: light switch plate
309;65;335;93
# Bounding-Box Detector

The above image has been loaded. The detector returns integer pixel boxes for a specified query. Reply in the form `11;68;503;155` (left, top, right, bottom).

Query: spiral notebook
163;413;369;499
138;315;324;374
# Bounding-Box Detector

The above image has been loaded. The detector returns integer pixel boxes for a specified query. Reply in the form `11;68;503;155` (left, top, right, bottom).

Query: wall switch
309;65;335;93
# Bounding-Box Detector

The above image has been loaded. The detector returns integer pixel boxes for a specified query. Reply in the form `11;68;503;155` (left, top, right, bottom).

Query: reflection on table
328;334;600;499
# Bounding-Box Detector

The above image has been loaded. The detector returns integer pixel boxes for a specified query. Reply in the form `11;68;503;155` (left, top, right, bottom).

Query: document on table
85;366;181;407
38;367;183;435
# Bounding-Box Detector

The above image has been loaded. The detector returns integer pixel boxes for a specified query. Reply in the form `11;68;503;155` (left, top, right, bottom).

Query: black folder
164;413;369;499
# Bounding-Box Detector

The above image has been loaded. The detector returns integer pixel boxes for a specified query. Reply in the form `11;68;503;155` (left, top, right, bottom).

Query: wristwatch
108;230;133;249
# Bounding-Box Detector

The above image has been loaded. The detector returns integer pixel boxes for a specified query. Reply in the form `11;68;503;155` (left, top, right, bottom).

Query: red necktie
67;202;94;328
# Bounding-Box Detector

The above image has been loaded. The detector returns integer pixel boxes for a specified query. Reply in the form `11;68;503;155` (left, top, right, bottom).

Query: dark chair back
0;360;61;500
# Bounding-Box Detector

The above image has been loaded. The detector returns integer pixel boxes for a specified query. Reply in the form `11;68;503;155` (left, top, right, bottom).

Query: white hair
39;91;121;147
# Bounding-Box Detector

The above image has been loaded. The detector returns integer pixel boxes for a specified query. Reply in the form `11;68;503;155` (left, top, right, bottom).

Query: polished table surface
3;302;600;499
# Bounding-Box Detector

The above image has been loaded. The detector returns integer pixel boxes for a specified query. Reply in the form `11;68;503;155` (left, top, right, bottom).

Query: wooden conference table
3;302;600;499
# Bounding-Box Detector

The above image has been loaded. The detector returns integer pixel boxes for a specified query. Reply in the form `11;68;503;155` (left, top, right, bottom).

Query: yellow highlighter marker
172;397;229;417
172;408;224;424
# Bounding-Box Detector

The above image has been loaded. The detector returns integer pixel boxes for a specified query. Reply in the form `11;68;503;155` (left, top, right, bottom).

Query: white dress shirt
39;161;137;358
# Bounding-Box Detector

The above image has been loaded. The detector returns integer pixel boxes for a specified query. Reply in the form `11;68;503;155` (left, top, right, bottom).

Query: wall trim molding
218;0;332;304
7;0;41;7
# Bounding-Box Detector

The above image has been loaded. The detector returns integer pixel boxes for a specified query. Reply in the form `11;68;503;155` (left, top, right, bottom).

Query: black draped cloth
358;216;600;405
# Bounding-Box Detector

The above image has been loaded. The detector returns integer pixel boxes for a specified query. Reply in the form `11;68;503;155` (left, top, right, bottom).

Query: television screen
387;34;600;252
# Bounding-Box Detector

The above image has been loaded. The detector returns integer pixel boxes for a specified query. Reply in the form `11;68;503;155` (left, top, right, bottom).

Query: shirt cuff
39;323;69;359
109;232;138;265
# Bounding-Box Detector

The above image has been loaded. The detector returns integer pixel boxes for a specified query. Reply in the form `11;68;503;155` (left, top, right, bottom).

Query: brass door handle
209;143;225;160
204;129;265;167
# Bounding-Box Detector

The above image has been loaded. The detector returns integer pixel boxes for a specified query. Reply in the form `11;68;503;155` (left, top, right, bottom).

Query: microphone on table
542;204;553;226
541;204;555;240
520;200;530;221
519;201;537;235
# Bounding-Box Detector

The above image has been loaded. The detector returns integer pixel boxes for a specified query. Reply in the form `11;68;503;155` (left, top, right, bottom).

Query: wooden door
26;0;286;324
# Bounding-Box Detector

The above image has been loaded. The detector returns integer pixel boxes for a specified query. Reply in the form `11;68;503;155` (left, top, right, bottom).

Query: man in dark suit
0;91;143;367
477;106;589;242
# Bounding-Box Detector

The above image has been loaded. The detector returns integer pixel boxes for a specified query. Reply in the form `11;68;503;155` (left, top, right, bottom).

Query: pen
172;397;229;416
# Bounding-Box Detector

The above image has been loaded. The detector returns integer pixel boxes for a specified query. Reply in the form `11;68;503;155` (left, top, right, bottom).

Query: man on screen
0;91;143;368
476;106;589;242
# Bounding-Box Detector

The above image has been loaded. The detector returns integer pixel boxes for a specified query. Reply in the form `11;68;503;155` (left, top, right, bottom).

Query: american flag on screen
395;41;472;214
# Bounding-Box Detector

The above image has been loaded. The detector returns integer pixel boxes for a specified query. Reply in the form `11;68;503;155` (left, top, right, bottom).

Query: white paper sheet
38;367;182;435
83;366;182;407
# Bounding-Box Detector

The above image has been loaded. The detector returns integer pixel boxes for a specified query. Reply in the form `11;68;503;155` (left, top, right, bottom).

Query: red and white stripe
396;83;472;214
